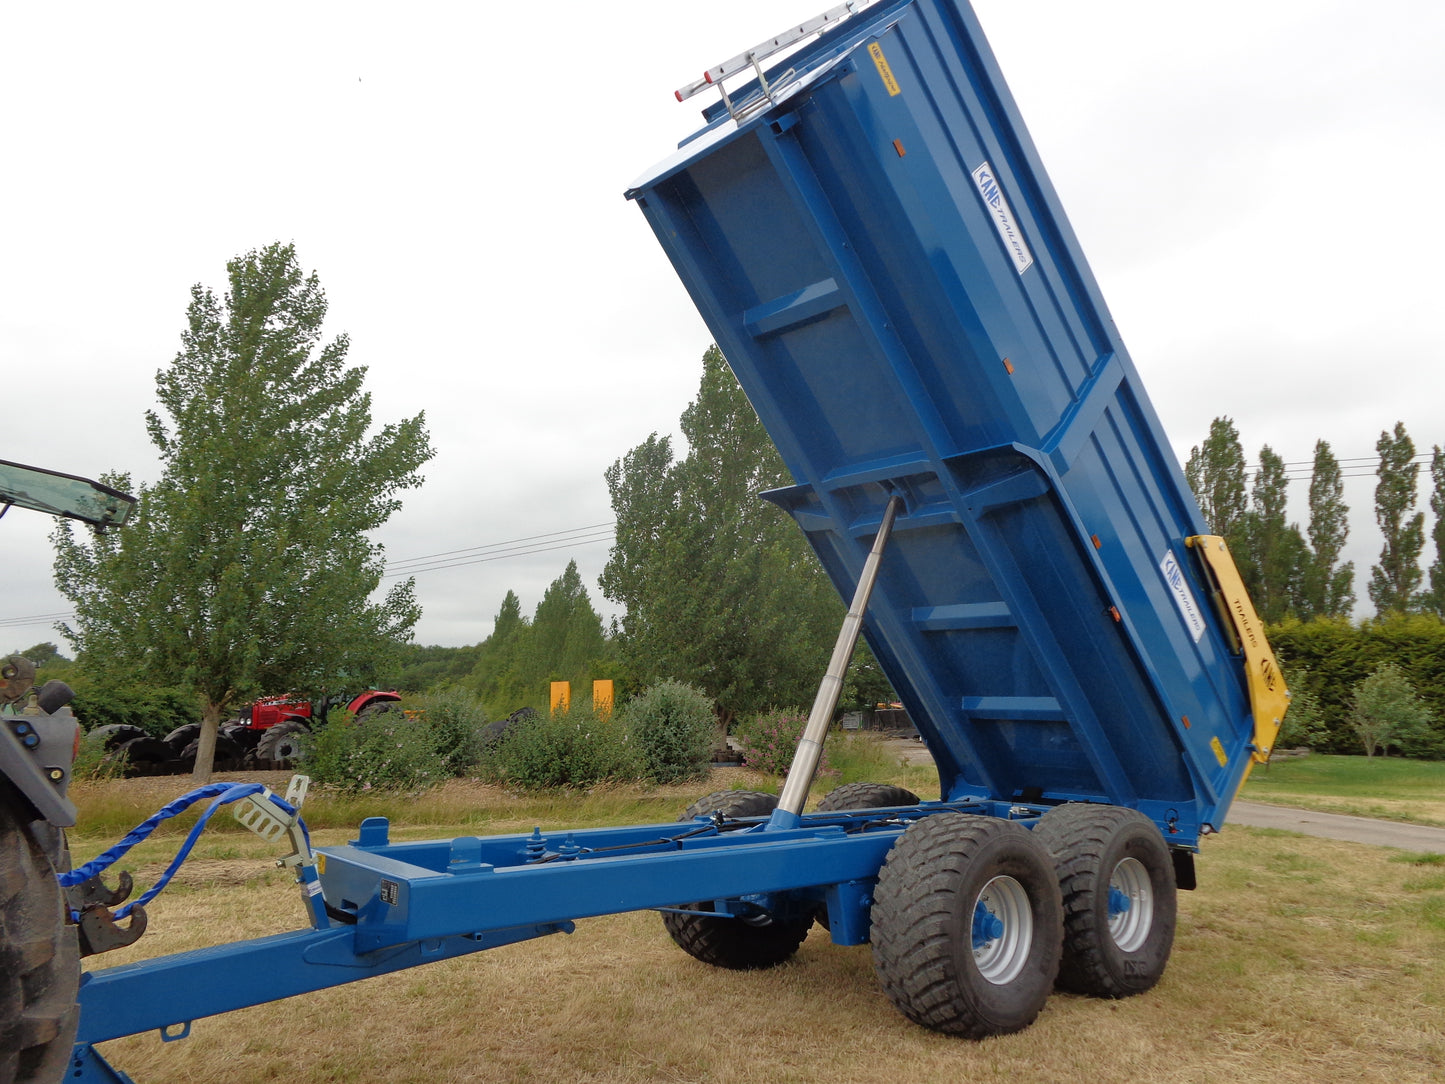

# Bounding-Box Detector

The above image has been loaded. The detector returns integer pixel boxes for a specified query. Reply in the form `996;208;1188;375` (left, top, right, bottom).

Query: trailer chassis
71;795;1036;1077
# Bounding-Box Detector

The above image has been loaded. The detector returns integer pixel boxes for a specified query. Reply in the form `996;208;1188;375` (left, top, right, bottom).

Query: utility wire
381;529;616;579
383;521;615;572
3;523;622;631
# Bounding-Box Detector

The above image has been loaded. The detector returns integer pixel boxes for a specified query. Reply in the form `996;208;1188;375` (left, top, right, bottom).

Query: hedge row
1268;613;1445;756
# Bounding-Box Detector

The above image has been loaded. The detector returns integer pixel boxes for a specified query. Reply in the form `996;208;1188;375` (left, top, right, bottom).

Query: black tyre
255;721;310;765
1031;804;1177;998
179;734;244;770
87;724;147;752
0;795;80;1084
355;700;399;722
871;813;1062;1038
816;782;921;812
221;723;262;752
662;790;813;970
162;723;202;756
103;736;173;777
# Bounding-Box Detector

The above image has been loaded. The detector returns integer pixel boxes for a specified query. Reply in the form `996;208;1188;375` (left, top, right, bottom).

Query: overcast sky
3;0;1442;654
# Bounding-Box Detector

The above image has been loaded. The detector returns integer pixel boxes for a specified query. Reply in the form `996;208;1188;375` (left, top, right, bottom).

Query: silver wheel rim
971;875;1033;985
1107;857;1153;952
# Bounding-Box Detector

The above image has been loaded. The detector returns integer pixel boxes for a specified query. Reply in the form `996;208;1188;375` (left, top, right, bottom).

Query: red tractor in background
227;690;402;766
91;690;403;773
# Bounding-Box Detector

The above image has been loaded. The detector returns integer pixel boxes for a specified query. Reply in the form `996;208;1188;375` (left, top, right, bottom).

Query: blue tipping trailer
38;2;1291;1078
624;0;1288;847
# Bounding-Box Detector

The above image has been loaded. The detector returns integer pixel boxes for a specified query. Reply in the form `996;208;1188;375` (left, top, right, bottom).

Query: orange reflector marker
1109;606;1121;622
1091;534;1101;549
893;139;906;156
1182;715;1192;729
1002;357;1015;374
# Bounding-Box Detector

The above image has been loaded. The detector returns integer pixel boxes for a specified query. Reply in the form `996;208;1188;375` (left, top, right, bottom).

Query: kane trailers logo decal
1160;550;1206;643
972;162;1034;273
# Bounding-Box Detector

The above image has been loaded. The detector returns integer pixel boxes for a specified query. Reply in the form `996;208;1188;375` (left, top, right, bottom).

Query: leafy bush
624;680;716;783
1275;667;1330;750
406;687;488;775
305;709;448;793
71;729;126;782
482;703;637;789
734;709;820;776
1350;663;1438;759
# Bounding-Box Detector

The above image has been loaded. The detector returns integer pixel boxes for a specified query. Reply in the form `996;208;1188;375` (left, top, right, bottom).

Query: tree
601;346;844;723
1367;422;1425;614
1301;440;1354;620
1184;417;1249;541
1426;445;1445;617
468;571;614;718
470;590;533;716
1185;417;1255;597
1246;445;1306;622
52;243;433;780
529;560;608;687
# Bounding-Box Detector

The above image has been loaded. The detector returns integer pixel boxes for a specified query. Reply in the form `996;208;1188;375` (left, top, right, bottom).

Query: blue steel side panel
628;0;1257;838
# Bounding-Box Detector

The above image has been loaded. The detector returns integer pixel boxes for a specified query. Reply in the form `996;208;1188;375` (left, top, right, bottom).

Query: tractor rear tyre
1031;804;1176;998
255;721;310;766
871;813;1062;1038
0;794;80;1084
816;782;921;812
662;790;813;970
221;723;261;754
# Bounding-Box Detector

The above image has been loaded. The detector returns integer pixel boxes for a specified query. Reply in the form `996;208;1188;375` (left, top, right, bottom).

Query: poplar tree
1367;422;1425;614
1426;445;1445;616
1184;417;1248;540
52;244;433;779
1247;445;1306;622
1302;440;1354;619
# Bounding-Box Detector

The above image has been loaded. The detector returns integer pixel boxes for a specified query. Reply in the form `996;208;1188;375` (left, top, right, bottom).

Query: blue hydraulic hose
60;782;308;920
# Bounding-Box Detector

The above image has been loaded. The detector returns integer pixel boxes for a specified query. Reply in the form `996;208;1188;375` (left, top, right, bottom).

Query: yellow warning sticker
316;853;327;874
1210;736;1228;767
868;42;901;96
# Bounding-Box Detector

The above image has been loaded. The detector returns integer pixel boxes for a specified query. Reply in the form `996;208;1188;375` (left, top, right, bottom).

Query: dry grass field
69;766;1445;1084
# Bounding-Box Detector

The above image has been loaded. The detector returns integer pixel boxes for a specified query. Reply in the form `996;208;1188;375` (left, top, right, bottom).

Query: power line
382;521;615;572
0;611;74;631
2;523;621;633
1244;451;1436;483
382;529;616;579
382;521;616;579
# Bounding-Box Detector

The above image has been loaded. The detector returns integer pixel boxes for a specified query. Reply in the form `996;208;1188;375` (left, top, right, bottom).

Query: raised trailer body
625;0;1282;847
53;2;1288;1078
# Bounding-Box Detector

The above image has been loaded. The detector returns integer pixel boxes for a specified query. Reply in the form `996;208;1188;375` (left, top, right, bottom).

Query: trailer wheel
1031;804;1176;998
816;782;921;812
0;794;80;1084
871;813;1062;1038
661;790;813;970
255;721;310;766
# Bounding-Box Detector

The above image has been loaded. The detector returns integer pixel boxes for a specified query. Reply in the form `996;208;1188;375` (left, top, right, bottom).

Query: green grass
1242;754;1445;826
